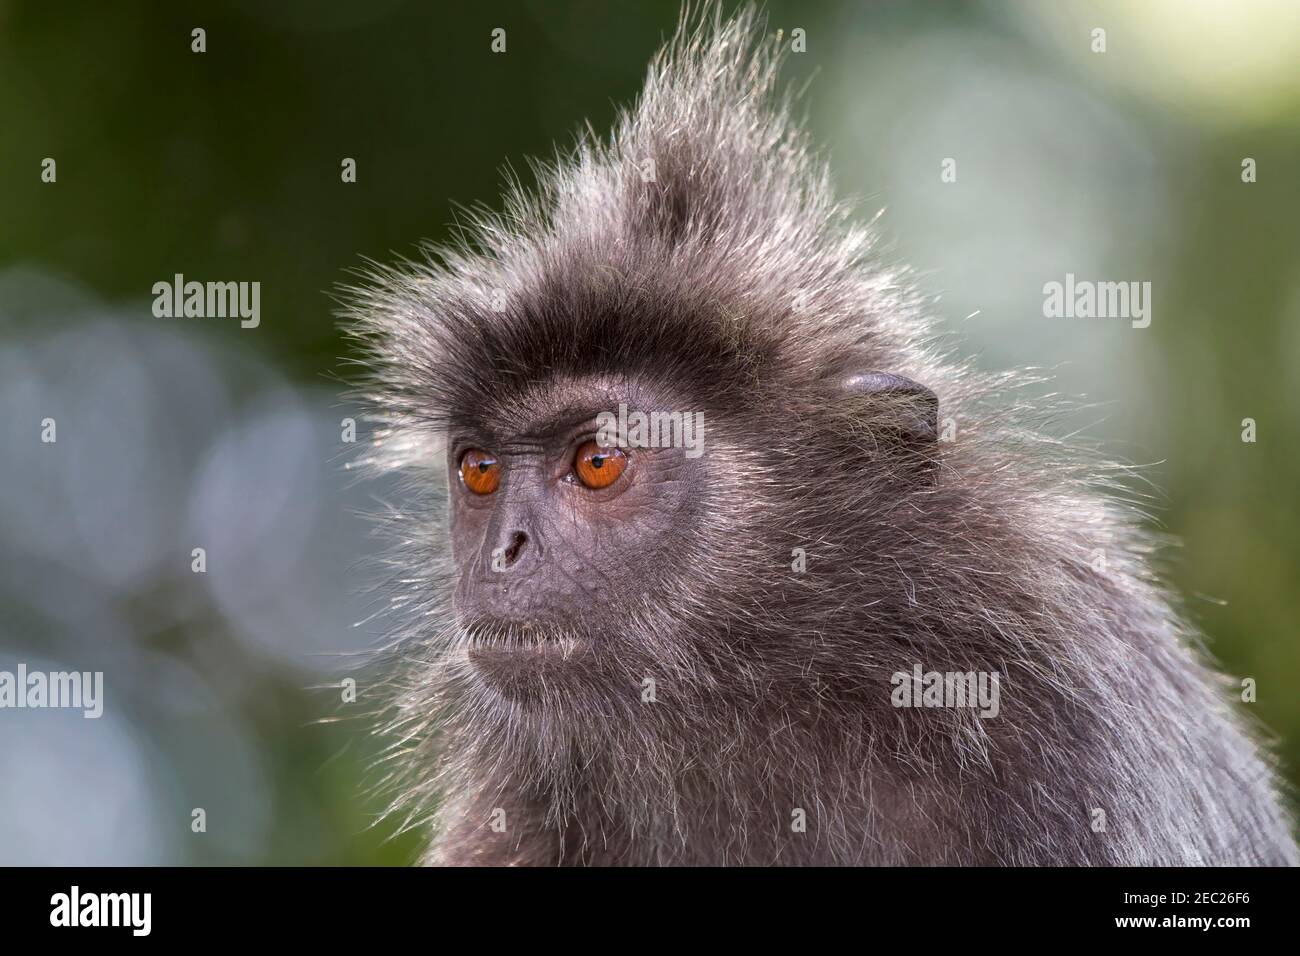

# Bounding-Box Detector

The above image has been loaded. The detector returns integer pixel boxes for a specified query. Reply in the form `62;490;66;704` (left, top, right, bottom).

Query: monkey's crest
344;4;1298;866
347;4;928;441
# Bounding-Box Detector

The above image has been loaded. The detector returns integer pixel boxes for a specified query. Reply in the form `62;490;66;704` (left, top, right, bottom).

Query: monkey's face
444;376;719;702
434;364;940;720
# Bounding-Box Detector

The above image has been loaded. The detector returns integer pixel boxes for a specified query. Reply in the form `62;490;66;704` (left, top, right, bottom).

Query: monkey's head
349;7;956;796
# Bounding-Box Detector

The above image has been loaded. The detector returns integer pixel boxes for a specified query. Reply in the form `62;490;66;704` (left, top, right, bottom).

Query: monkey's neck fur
351;6;1298;866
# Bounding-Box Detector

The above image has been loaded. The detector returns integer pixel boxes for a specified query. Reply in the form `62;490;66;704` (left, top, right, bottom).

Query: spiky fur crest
343;5;1297;865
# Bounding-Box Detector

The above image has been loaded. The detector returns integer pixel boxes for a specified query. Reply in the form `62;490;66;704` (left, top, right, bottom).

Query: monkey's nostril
503;531;528;565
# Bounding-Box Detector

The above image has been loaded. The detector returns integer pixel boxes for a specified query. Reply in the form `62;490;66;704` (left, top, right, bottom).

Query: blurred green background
1;0;1297;863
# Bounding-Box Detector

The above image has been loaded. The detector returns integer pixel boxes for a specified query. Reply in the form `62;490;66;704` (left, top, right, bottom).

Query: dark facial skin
446;378;706;694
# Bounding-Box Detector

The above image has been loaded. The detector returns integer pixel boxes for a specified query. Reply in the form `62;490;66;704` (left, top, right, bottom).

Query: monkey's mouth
459;619;587;663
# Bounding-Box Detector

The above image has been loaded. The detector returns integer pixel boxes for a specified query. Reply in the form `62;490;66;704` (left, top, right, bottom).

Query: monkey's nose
500;530;529;568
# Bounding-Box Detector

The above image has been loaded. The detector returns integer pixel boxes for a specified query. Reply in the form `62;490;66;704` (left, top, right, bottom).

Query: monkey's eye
459;449;501;495
574;440;628;490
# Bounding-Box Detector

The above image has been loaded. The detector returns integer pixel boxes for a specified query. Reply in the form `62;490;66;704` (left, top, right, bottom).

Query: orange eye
459;448;501;495
574;440;628;490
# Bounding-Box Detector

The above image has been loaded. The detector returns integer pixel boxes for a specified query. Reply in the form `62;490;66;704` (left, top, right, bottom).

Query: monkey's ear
839;371;939;447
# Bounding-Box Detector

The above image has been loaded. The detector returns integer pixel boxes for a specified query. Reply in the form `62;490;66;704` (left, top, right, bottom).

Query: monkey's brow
488;401;613;443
